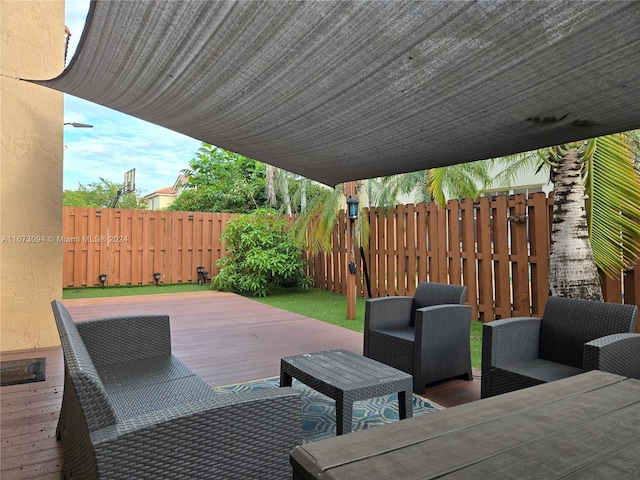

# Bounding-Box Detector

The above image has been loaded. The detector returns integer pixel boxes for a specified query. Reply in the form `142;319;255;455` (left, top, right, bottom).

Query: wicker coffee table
280;349;413;435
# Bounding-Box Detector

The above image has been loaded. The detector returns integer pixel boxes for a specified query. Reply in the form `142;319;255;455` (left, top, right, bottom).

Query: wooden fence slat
509;194;530;316
375;207;386;297
447;200;462;285
622;269;640;332
62;199;637;321
492;196;511;319
396;204;406;295
460;198;478;319
436;205;448;282
405;203;417;294
476;197;494;322
426;202;438;283
385;207;395;295
415;203;427;283
73;208;86;286
98;209;108;286
366;207;377;298
528;193;551;315
143;210;155;285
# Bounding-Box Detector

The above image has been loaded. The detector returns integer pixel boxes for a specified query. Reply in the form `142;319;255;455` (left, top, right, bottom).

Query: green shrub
212;209;312;297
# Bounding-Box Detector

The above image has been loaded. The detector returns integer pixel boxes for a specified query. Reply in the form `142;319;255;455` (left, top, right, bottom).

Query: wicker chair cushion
108;375;220;420
496;358;583;383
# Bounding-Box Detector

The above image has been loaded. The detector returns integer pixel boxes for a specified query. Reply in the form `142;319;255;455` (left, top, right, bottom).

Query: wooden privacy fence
306;193;639;322
62;208;236;287
63;193;639;323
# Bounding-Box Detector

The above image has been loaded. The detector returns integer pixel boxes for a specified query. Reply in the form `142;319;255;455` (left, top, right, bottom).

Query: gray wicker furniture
481;296;638;398
364;282;472;393
290;370;640;479
585;332;640;379
280;349;413;435
51;300;302;479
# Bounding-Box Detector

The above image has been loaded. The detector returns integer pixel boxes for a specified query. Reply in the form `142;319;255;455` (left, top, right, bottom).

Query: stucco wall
1;1;65;350
144;194;177;210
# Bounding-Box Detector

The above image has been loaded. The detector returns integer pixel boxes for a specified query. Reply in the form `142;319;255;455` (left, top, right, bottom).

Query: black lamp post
347;196;359;221
197;266;205;285
99;273;107;288
346;196;359;275
153;272;161;287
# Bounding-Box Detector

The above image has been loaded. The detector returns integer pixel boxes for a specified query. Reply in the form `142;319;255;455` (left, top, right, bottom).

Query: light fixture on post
197;266;205;285
347;196;359;222
344;184;359;320
346;195;359;275
153;272;161;287
99;273;107;289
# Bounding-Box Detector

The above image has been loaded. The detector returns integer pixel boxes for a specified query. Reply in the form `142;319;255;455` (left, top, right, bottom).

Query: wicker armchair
364;282;472;394
584;332;640;380
481;296;638;398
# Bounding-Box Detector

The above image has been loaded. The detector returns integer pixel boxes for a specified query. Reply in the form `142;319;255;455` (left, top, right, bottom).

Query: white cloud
63;1;202;195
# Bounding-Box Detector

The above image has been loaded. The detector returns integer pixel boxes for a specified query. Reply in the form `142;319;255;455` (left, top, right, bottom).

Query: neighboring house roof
143;186;177;199
143;184;181;210
173;174;189;192
145;174;189;200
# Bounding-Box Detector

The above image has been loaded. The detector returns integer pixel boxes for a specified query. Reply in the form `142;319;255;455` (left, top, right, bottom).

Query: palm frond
585;133;640;276
291;186;340;253
428;160;492;206
490;150;548;188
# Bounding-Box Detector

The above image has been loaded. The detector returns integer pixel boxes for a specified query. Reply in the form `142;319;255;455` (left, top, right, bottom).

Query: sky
63;0;202;196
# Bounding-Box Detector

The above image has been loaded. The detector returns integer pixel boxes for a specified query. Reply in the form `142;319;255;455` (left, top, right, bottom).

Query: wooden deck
0;291;480;479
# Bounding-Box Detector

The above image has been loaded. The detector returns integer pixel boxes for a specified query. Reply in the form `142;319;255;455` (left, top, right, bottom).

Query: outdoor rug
0;358;46;387
212;377;443;442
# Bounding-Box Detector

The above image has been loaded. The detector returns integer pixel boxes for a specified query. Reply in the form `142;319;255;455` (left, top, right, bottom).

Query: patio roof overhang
28;0;640;187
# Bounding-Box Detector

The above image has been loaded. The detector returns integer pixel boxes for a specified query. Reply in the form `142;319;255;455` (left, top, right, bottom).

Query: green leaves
171;144;266;213
63;177;146;209
212;209;312;297
427;160;492;207
492;130;640;277
584;133;640;276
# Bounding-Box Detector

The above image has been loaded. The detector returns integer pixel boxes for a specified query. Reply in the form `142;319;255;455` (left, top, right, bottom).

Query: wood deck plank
1;291;479;478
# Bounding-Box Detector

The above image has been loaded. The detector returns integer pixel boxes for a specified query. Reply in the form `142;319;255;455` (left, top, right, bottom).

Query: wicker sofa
51;300;301;479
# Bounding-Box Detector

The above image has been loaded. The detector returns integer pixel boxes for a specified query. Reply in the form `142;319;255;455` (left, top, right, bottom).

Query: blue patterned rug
212;377;443;442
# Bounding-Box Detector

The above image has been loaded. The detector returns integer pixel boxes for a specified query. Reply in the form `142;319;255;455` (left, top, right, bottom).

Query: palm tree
293;160;493;254
292;182;359;254
494;131;640;300
369;160;493;208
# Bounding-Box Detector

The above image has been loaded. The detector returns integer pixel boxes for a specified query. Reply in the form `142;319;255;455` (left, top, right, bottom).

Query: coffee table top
281;349;412;395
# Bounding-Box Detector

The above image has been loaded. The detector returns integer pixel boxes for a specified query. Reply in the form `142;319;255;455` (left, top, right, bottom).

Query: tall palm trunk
300;179;307;213
279;170;292;215
266;164;277;207
548;147;603;300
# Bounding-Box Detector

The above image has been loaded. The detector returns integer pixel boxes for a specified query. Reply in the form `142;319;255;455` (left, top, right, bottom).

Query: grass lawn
63;283;209;299
62;284;483;369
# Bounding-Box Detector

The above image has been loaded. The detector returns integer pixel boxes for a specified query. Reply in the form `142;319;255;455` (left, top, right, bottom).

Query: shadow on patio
0;291;479;479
